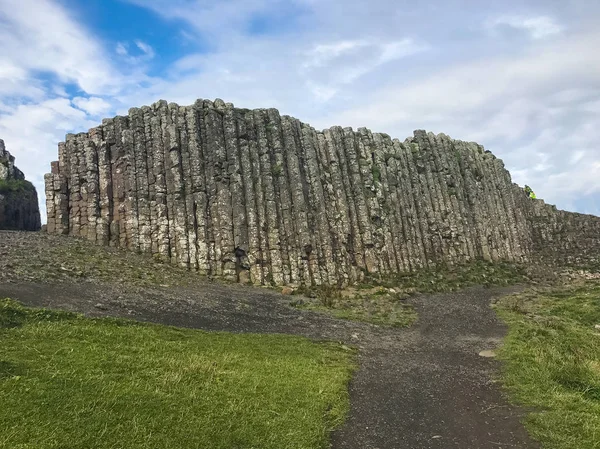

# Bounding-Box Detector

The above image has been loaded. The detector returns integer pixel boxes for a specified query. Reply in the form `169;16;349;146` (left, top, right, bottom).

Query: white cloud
489;15;564;39
134;40;155;58
0;0;119;95
570;150;585;165
380;40;427;63
0;0;130;221
0;98;100;219
114;40;156;65
330;31;600;128
304;81;338;102
71;97;114;117
304;40;369;68
1;0;598;220
122;0;285;39
299;38;428;105
0;62;45;99
112;0;600;215
116;42;128;56
326;30;600;211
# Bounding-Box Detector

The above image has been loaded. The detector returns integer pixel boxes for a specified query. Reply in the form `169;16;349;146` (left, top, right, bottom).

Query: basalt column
45;99;600;286
1;139;40;231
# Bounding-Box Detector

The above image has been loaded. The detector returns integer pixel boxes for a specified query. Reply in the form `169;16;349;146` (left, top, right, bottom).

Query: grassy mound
365;260;527;292
495;281;600;449
0;299;354;449
293;260;527;327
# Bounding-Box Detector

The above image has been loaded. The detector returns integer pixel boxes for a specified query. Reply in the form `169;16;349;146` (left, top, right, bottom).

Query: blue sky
0;0;599;219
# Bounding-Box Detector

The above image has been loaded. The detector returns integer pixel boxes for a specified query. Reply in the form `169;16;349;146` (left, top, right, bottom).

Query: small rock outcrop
44;99;600;286
0;140;40;231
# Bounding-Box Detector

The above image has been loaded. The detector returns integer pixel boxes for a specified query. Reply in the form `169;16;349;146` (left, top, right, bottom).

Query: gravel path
0;231;539;448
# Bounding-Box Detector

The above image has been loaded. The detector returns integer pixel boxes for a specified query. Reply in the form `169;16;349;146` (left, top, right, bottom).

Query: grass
0;179;35;194
292;284;417;328
292;260;526;327
310;303;417;328
366;260;528;293
0;233;208;287
0;299;355;449
494;280;600;449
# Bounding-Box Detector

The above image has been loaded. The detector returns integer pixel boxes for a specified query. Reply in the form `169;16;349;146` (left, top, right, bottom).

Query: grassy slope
294;260;527;327
1;233;526;328
495;281;600;449
0;299;354;449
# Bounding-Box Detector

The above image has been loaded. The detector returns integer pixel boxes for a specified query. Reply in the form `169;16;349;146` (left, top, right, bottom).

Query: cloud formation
0;0;118;97
488;15;563;39
0;0;598;220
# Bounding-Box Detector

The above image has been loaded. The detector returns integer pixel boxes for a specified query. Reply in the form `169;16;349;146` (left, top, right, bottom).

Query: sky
0;0;599;220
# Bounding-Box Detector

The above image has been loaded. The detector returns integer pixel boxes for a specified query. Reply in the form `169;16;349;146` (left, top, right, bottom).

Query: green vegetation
563;257;600;274
292;284;417;328
366;260;527;293
271;163;283;177
1;233;210;287
453;149;462;165
0;299;355;449
293;260;525;327
371;165;381;184
495;281;600;449
0;179;35;195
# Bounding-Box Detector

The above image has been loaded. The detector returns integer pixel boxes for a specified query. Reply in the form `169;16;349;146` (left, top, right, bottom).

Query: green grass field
0;299;354;449
495;281;600;449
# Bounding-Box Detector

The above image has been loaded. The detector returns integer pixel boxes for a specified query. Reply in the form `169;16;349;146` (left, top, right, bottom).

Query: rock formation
0;140;41;231
44;99;600;285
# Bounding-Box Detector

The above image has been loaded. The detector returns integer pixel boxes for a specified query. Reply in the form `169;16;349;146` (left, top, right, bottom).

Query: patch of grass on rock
367;260;528;293
0;299;355;449
0;179;35;194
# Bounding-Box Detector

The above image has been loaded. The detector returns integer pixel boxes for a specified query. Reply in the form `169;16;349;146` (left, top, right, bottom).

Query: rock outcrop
0;140;41;231
44;99;600;285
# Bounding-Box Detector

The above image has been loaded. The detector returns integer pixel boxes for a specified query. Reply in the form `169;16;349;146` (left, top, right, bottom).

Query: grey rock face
0;140;41;231
44;100;600;285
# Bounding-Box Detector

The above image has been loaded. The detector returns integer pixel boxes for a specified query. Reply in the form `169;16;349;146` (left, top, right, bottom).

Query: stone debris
0;139;41;231
44;99;600;286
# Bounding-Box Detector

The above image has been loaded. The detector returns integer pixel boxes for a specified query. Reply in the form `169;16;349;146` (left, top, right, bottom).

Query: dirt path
0;232;538;448
0;281;538;449
331;287;538;449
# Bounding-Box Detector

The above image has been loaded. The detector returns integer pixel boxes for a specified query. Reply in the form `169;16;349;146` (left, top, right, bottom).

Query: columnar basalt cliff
44;99;600;285
0;140;41;231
